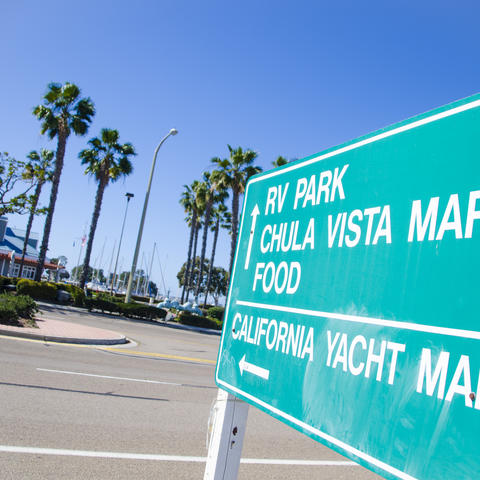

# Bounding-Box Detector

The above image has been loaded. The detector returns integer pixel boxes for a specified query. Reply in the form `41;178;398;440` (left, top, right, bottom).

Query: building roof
0;226;39;258
0;220;59;270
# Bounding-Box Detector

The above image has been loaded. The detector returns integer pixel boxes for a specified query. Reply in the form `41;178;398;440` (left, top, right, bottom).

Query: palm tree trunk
181;210;197;303
229;188;240;275
80;176;107;289
186;223;200;302
204;215;220;307
195;199;212;298
34;127;67;281
18;181;43;278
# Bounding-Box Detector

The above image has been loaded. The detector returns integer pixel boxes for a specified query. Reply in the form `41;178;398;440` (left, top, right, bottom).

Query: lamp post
124;128;178;303
110;192;134;295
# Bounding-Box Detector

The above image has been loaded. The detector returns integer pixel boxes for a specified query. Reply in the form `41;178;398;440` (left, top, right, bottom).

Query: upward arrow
244;204;260;270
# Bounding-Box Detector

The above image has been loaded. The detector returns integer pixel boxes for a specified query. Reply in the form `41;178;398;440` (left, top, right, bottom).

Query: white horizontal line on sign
235;300;480;340
0;446;357;466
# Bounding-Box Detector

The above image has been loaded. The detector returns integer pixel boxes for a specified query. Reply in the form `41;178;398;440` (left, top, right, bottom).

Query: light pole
110;192;134;295
125;128;178;303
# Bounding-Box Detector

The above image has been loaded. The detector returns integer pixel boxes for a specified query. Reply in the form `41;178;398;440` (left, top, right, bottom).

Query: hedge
0;275;13;286
63;284;86;307
17;279;57;301
0;294;38;326
177;312;222;330
120;303;167;320
130;294;150;303
206;306;224;321
85;297;167;321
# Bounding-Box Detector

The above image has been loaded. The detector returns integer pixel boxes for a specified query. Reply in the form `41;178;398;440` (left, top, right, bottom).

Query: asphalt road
0;304;382;479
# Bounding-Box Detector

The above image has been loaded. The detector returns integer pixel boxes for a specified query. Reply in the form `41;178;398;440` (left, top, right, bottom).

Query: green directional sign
215;94;480;480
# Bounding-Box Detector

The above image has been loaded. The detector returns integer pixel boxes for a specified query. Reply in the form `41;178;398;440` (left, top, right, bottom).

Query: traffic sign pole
204;388;249;480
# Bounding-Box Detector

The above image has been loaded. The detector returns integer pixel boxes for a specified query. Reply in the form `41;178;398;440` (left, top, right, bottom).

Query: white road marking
37;368;181;386
0;445;357;466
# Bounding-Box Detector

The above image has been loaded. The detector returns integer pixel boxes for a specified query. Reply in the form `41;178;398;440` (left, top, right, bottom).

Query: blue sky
1;1;479;297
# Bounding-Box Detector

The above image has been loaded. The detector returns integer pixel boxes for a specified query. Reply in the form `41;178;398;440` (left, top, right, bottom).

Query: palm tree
78;128;135;289
212;145;262;274
179;181;201;303
194;169;228;298
18;149;54;278
186;213;203;302
272;155;288;168
204;202;230;306
33;82;95;281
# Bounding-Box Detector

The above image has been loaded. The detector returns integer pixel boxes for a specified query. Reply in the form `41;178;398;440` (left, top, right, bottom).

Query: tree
147;280;158;297
78;128;135;289
33;82;95;281
18;149;54;278
194;169;228;298
71;265;93;283
204;202;230;306
179;180;202;303
272;155;288;168
209;266;229;306
71;265;105;284
212;145;262;274
177;257;228;305
0;152;39;215
92;269;106;283
111;270;131;291
187;216;202;302
59;270;70;281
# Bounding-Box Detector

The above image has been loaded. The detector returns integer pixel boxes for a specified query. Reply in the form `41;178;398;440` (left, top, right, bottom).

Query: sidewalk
0;316;128;345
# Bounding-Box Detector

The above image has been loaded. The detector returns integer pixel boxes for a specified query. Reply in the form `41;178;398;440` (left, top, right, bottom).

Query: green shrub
0;275;12;286
84;297;166;321
118;303;167;321
0;299;18;325
0;294;38;326
85;297;118;314
130;294;151;303
207;306;224;321
17;279;58;301
96;293;124;303
63;284;86;307
9;294;38;320
177;312;222;330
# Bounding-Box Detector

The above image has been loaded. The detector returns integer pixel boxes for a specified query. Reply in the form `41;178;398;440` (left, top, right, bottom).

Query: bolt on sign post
214;94;480;480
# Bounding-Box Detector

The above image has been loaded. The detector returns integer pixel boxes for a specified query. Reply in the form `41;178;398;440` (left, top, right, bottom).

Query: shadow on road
0;381;169;402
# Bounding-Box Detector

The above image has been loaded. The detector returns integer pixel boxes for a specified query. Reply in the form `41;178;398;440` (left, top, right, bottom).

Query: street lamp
110;192;134;295
124;128;178;303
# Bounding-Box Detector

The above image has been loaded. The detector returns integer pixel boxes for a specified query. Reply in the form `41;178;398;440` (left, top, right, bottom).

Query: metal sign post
204;389;249;480
215;94;480;480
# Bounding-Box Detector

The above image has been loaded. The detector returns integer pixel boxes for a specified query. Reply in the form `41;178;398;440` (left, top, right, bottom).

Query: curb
0;328;128;345
36;301;222;337
162;322;222;336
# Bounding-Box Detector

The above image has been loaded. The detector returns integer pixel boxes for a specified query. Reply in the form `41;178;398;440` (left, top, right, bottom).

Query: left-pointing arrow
239;355;270;380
